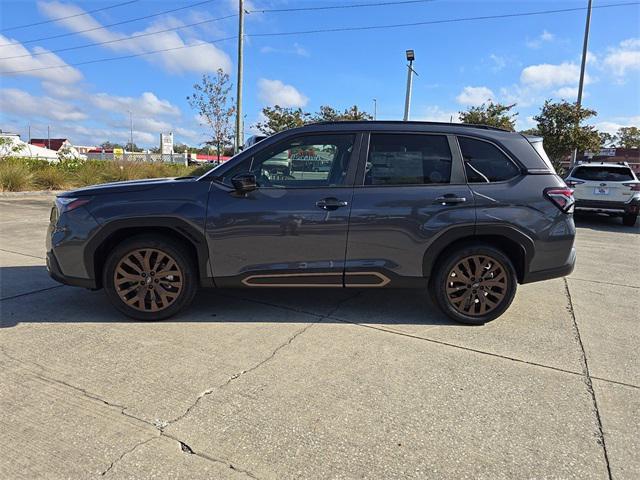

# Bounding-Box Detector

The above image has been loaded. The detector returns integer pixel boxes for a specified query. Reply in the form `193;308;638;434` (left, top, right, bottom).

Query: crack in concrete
564;278;613;480
0;247;45;260
101;437;157;476
569;276;640;290
163;292;362;429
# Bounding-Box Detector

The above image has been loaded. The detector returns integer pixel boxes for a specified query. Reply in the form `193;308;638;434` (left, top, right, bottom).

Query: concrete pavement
1;194;638;479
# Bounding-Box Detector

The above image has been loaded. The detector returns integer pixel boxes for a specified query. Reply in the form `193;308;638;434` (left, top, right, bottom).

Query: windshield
571;166;635;182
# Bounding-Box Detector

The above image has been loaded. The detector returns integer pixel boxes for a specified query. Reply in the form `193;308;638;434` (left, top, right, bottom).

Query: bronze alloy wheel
113;248;183;312
445;254;509;317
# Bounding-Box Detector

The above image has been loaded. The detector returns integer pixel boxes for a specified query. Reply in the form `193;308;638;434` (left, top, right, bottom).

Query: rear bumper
521;247;576;284
47;251;97;289
575;198;640;215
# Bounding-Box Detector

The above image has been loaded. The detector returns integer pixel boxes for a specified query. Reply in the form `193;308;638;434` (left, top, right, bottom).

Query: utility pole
128;110;133;151
235;0;244;153
403;49;416;121
47;125;50;150
373;98;377;120
28;124;31;143
571;0;592;168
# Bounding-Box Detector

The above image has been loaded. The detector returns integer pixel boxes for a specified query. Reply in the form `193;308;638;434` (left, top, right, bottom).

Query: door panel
205;132;359;286
345;185;475;283
345;132;475;285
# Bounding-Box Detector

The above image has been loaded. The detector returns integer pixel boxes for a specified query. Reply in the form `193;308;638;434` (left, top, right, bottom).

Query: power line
0;0;139;33
0;0;219;47
0;0;435;60
0;14;237;60
1;1;638;76
0;0;433;50
252;0;435;13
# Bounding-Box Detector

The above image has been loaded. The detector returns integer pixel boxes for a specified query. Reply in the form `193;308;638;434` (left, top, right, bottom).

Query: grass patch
0;157;216;192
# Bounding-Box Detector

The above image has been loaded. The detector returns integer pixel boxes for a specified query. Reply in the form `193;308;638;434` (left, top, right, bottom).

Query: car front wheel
103;235;198;320
432;245;517;325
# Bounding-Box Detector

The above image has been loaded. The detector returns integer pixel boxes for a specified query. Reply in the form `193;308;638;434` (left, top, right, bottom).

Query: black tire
103;235;198;321
432;244;517;325
622;213;637;227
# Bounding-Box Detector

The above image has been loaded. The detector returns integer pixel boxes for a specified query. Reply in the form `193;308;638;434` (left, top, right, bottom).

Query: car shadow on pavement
0;266;456;328
574;212;640;233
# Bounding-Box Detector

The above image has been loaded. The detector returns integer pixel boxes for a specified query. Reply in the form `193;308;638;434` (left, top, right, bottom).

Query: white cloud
489;54;506;71
553;86;579;99
520;62;589;88
258;78;308;107
526;30;555;49
418;106;460;123
260;43;310;57
90;92;181;117
602;37;640;77
0;34;83;84
456;86;494;106
0;88;87;121
37;1;232;74
593;116;640;135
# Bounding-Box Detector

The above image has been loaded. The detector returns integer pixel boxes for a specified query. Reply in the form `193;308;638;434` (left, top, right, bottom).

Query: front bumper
46;251;97;289
521;247;576;284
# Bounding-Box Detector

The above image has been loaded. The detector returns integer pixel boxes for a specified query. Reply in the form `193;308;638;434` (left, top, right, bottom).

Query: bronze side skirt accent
241;271;391;288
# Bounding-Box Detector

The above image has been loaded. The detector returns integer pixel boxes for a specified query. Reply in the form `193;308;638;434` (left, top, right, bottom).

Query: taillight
622;182;640;191
566;179;585;187
544;187;575;213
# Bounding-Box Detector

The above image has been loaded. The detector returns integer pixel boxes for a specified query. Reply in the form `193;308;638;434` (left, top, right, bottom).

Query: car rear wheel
103;235;198;320
432;245;517;325
622;213;637;227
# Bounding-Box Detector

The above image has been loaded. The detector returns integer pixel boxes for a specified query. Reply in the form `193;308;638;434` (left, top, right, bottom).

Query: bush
32;166;68;190
0;157;206;192
0;159;33;191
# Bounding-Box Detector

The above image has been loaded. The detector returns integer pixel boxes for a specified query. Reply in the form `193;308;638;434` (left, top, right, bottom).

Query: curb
0;190;63;197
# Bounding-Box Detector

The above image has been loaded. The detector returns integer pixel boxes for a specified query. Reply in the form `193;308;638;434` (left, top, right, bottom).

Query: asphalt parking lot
1;193;638;480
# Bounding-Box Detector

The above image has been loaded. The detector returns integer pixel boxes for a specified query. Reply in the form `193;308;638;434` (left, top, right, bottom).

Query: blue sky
0;0;639;148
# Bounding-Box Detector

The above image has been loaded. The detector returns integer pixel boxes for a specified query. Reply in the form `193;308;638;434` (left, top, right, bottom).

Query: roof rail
307;120;511;132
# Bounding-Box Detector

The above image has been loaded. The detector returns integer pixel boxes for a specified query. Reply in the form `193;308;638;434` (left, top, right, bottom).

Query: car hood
58;176;197;197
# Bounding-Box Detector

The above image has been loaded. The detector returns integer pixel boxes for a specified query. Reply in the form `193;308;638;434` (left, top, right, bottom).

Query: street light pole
373;98;377;120
571;0;593;168
235;0;244;153
403;49;415;121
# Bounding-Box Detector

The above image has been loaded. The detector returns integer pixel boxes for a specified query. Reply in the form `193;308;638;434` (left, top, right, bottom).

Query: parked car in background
565;161;640;226
46;121;576;325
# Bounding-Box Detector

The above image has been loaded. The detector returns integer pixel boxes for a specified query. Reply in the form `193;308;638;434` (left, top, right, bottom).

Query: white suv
565;162;640;226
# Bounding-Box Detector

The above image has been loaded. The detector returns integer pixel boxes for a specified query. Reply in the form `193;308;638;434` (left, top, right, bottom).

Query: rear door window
458;137;521;183
366;134;452;185
571;166;635;182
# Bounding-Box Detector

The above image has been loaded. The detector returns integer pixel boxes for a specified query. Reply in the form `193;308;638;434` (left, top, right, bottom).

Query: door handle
316;197;348;210
434;194;467;205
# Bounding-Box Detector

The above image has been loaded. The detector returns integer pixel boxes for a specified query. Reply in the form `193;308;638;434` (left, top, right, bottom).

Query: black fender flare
422;223;535;279
84;217;212;287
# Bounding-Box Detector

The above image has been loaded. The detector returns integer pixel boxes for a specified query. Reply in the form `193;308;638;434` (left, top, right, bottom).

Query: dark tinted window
366;134;452;185
223;134;354;188
459;137;520;183
572;166;634;182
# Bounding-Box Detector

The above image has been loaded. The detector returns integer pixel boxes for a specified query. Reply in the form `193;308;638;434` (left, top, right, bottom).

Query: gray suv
46;121;576;324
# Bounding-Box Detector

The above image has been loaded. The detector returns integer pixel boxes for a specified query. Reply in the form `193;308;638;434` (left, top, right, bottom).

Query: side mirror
231;172;257;193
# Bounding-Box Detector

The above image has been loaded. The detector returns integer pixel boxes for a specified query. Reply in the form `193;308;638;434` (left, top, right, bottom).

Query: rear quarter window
571;166;635;182
458;136;521;183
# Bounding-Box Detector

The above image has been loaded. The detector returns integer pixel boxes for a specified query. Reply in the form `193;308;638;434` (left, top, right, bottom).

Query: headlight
55;197;91;214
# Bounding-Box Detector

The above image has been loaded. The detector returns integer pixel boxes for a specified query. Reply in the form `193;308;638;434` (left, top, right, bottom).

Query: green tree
254;106;311;135
459;102;518;131
532;100;600;172
616;126;640;148
100;141;124;150
599;132;616;147
313;105;373;122
187;69;235;161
